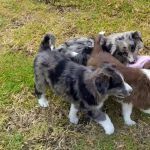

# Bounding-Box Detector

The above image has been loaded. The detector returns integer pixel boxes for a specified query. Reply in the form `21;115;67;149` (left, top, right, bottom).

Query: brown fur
88;35;150;110
144;61;150;69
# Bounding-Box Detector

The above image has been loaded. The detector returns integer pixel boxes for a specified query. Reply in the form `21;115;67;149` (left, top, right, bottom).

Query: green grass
0;0;150;149
2;133;24;150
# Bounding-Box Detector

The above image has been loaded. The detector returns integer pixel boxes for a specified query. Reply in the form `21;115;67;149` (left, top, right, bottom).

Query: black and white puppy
55;31;143;65
34;33;133;135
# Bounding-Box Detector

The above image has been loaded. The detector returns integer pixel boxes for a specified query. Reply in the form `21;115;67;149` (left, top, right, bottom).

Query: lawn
0;0;150;149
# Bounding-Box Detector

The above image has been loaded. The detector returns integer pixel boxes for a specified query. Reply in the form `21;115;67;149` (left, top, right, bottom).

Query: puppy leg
34;84;49;108
38;94;49;108
122;102;136;125
68;104;79;124
89;110;114;135
140;109;150;114
34;64;49;107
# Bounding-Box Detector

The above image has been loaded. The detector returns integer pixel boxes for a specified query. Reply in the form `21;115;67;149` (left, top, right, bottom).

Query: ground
0;0;150;149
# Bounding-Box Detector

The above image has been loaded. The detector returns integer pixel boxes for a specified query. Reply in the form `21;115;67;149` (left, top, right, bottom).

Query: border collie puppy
34;33;132;135
55;31;143;65
88;35;150;126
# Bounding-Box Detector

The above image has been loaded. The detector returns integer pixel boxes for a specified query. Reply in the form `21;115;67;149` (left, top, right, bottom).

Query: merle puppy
34;33;132;135
55;31;143;65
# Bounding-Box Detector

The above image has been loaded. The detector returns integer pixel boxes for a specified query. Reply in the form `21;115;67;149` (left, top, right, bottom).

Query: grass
0;0;150;149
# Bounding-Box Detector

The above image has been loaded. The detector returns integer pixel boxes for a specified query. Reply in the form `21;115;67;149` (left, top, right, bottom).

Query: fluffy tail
39;33;56;51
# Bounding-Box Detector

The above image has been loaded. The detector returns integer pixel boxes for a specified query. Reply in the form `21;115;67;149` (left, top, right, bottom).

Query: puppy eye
109;78;122;89
131;45;135;52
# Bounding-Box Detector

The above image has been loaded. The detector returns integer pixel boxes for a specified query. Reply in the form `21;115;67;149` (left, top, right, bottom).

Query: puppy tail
40;33;56;51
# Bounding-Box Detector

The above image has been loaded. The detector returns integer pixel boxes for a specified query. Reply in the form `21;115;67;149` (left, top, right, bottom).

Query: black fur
78;70;97;106
48;59;67;86
95;75;109;95
65;76;78;101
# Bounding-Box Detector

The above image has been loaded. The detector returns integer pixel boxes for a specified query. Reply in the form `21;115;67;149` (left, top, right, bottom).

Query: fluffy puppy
34;33;132;135
88;34;150;126
105;31;143;64
55;31;143;65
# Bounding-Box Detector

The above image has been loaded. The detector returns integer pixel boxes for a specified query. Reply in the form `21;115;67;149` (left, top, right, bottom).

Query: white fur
99;31;105;35
142;69;150;80
98;114;114;135
70;52;78;57
122;103;136;125
110;45;117;55
50;45;54;51
38;94;49;107
124;82;132;93
68;104;79;124
128;52;135;63
119;72;133;93
140;109;150;114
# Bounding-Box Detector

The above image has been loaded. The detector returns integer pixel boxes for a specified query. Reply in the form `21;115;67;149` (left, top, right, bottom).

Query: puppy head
93;63;132;98
109;31;143;64
113;40;135;64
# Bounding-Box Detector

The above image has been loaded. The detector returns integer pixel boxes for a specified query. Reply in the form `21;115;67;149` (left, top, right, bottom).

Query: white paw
38;98;49;107
104;124;115;135
125;120;136;126
69;116;79;124
99;114;115;135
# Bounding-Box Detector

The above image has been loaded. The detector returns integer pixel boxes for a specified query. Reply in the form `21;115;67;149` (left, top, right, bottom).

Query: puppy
106;31;143;64
55;31;143;65
88;34;150;126
34;33;132;135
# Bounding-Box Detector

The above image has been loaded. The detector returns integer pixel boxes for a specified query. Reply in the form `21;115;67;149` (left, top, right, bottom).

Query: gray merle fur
34;33;132;134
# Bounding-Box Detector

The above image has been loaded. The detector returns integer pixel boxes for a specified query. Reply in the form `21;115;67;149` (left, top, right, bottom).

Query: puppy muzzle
123;83;133;96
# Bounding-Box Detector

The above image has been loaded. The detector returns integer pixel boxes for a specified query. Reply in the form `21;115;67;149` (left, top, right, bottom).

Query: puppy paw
38;99;49;107
125;120;136;126
104;124;115;135
99;114;115;135
69;116;79;124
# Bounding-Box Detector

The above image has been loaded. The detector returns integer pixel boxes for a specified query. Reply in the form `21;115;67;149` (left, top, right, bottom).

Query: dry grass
0;0;150;149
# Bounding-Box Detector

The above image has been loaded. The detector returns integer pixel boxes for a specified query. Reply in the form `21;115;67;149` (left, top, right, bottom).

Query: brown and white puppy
34;33;132;134
88;35;150;126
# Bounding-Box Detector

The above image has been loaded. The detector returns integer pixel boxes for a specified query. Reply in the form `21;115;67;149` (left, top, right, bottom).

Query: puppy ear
95;73;110;95
132;31;142;41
